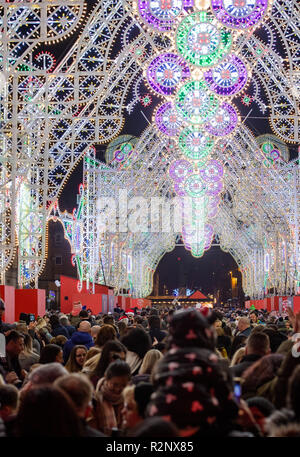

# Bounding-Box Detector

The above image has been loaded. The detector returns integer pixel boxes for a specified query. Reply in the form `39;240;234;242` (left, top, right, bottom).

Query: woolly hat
125;309;135;316
119;316;129;326
167;308;217;351
147;347;238;430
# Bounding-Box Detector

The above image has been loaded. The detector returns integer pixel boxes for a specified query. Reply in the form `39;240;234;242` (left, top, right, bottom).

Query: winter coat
63;331;94;364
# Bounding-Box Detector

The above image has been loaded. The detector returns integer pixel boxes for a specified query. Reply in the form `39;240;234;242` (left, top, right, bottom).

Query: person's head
65;345;88;373
5;331;24;357
103;315;114;326
139;349;163;375
121;327;153;359
49;314;60;330
0;298;5;318
85;346;101;362
237;317;251;332
54;373;94;420
246;397;275;435
249;311;258;324
122;382;154;430
134;315;144;326
27;362;68;387
93;340;127;379
79;310;89;320
149;308;159;316
223;325;232;338
90;325;101;342
59;316;70;327
0;384;19;420
15;385;83;437
50;335;68;348
287;366;300;420
95;324;117;347
167;309;217;351
104;360;131;396
148;315;161;330
16;323;28;334
117;320;128;336
22;333;34;354
148;347;238;434
78;320;91;334
242;353;283;396
39;344;64;364
245;332;270;357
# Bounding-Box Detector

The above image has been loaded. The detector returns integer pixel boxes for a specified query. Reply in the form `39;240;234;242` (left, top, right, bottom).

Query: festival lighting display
211;0;269;30
204;54;248;96
146;53;190;96
176;11;232;67
0;0;299;300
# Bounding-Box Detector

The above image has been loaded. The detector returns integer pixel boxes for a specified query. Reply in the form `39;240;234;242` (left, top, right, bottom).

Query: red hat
125;309;134;316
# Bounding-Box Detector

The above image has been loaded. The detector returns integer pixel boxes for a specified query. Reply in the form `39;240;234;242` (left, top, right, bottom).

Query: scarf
94;378;123;432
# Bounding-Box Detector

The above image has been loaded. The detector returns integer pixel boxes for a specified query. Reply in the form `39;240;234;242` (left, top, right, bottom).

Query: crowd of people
0;297;300;438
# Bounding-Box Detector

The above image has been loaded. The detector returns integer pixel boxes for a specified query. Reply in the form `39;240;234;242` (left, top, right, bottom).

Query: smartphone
233;379;242;404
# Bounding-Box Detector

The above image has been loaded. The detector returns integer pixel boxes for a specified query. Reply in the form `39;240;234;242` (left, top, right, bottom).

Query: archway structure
0;1;299;299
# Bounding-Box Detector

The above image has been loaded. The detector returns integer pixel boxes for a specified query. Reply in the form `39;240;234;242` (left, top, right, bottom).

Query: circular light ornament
200;159;224;181
205;180;223;195
138;0;184;32
147;53;190;96
211;0;269;30
174;180;186;196
204;54;248;96
176;80;219;124
176;11;232;67
205;102;238;136
169;159;194;182
178;126;214;162
184;174;206;197
155;102;183;136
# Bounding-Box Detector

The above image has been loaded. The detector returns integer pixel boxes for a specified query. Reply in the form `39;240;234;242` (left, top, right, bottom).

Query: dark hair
49;314;60;329
129;417;178;437
223;325;232;338
134;382;154;418
15;385;83;437
39;344;62;364
105;360;131;380
149;308;159;316
92;340;127;379
103;315;114;325
5;330;24;345
148;315;161;330
79;310;89;318
0;384;19;409
65;345;88;373
121;327;152;359
95;324;116;347
155;342;166;353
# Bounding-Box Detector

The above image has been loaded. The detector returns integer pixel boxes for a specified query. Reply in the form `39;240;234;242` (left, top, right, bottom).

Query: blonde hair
230;347;246;366
85;346;101;361
139;349;163;375
82;353;101;375
35;318;47;331
123;385;135;404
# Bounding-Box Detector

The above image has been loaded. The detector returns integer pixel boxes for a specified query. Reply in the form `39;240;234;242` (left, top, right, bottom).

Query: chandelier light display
0;0;299;299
